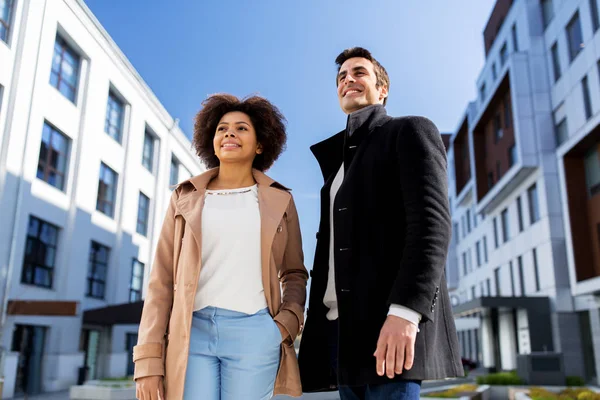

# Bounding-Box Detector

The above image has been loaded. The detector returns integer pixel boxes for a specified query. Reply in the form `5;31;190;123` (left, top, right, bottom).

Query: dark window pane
555;118;568;145
551;43;561;82
567;12;584;62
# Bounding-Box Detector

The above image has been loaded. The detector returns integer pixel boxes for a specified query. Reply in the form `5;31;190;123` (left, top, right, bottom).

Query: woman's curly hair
193;94;287;171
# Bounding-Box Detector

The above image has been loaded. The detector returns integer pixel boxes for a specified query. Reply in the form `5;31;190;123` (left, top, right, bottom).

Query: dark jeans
328;320;422;400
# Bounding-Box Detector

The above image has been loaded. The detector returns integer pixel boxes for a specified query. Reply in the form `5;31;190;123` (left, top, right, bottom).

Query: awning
453;296;552;318
82;300;144;326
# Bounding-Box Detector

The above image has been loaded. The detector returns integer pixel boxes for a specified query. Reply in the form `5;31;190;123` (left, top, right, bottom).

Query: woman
133;94;308;400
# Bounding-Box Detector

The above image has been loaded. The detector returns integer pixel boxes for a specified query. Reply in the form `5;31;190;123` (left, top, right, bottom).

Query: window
87;241;109;299
494;114;503;143
591;0;600;32
494;267;501;296
96;163;118;218
483;236;488;263
480;83;486;103
550;42;561;82
471;286;476;300
493;217;499;249
486;278;491;296
0;0;13;42
461;215;466;238
37;122;69;191
130;259;144;302
511;24;519;52
518;255;525;295
453;222;459;244
509;261;516;296
517;196;524;232
105;91;124;143
500;42;508;66
496;160;502;180
533;248;540;291
488;172;494;189
21;216;58;288
466;209;471;233
508;145;517;167
137;192;150;236
504;96;512;129
584;148;600;197
555;117;568;146
528;183;540;223
170;156;180;187
492;63;497;81
476;240;482;267
541;0;554;28
582;76;593;120
50;36;80;103
462;252;468;276
142;130;155;172
501;208;510;242
480;282;485;297
468;248;473;272
567;12;584;62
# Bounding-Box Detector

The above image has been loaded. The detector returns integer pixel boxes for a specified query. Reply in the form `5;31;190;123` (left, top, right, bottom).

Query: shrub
566;376;585;387
528;387;600;400
422;384;479;398
476;370;523;385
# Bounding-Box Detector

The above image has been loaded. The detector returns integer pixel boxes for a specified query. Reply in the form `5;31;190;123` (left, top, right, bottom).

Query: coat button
277;225;283;233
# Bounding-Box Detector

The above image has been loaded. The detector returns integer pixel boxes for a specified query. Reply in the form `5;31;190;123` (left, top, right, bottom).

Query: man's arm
388;116;451;322
374;116;450;378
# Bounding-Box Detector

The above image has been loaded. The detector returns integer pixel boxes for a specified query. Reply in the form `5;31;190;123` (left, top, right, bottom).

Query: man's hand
373;315;418;378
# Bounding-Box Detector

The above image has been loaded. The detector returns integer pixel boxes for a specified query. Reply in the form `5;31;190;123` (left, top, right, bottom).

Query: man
298;47;463;400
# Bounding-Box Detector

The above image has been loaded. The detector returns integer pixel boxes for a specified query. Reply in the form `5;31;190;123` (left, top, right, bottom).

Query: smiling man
298;47;464;400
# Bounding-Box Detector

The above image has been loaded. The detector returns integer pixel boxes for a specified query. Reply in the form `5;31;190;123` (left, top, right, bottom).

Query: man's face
337;57;388;114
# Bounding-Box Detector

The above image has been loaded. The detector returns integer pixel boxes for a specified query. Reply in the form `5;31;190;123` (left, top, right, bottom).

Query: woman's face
213;111;262;167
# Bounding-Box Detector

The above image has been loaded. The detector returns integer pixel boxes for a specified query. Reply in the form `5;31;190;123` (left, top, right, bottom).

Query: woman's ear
256;144;263;154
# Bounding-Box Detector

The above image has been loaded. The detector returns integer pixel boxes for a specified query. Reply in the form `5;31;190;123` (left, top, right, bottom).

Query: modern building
0;0;204;397
447;0;600;385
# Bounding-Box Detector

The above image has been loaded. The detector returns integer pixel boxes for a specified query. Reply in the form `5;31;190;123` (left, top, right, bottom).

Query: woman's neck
208;164;255;190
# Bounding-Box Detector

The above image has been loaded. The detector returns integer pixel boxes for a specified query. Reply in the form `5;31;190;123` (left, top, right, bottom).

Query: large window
541;0;554;28
591;0;599;32
501;208;510;243
567;12;584;62
493;217;499;249
509;261;516;296
511;24;519;52
137;192;150;237
492;63;497;81
533;248;540;292
142;130;155;173
584;148;600;197
37;122;69;191
170;155;180;187
517;196;524;232
87;241;109;299
494;267;501;296
21;216;59;288
503;95;512;129
550;43;561;82
96;163;118;218
518;255;525;295
462;252;468;276
528;183;541;223
483;236;488;263
0;0;13;42
476;240;482;267
105;91;124;143
555;117;568;146
50;36;80;103
500;42;508;66
508;145;517;167
494;114;503;143
582;76;593;120
466;209;471;233
130;259;144;302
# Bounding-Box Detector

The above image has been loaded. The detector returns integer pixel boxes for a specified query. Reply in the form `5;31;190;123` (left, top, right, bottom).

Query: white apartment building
0;0;204;397
448;0;600;385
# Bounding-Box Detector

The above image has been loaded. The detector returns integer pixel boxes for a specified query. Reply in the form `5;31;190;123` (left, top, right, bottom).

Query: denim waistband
193;306;270;319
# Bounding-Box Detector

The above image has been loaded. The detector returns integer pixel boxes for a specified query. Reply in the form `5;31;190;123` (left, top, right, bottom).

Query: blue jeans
183;307;281;400
339;381;421;400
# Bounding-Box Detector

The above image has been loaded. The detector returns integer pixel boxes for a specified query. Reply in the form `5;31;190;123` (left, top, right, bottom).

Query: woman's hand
136;375;164;400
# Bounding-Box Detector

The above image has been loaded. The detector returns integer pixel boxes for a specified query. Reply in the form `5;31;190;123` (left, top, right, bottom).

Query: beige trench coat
133;168;308;398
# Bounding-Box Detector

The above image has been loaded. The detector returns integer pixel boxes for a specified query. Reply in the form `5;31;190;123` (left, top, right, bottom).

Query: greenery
475;370;523;385
529;387;600;400
566;376;585;387
422;384;478;398
100;376;133;382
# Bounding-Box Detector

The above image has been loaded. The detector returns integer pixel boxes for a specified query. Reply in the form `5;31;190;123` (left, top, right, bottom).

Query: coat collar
310;104;390;181
173;167;291;313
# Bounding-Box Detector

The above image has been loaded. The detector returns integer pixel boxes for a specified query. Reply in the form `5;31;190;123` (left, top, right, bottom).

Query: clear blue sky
85;0;496;270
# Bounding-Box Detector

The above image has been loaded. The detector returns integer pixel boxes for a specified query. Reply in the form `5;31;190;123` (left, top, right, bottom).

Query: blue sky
85;0;495;269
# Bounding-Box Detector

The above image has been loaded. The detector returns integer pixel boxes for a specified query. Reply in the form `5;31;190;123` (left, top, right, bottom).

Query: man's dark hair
193;94;287;171
335;47;390;106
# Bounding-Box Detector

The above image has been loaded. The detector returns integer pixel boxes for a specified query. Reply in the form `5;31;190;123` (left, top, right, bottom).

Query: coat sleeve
388;116;451;323
133;190;177;379
273;195;309;343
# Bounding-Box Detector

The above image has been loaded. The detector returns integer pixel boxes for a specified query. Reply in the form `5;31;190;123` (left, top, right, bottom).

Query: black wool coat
298;104;464;391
